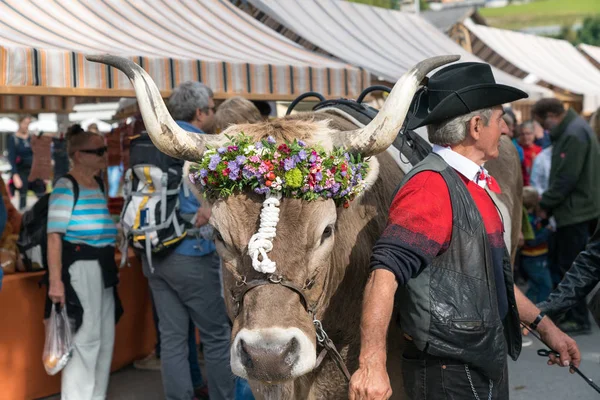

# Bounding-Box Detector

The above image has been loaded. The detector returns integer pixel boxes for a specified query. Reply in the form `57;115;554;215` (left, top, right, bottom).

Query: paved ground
509;322;600;400
38;324;599;399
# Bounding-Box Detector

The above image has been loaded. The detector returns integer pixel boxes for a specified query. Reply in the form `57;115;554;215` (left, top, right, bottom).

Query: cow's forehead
211;195;337;270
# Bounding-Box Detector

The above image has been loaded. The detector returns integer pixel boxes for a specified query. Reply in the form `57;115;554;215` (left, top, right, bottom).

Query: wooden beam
0;86;345;101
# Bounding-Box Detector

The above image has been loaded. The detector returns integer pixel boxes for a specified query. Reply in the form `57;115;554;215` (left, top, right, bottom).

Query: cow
87;55;522;399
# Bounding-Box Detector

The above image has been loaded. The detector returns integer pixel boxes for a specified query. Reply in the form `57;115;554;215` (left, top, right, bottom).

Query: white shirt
530;146;552;195
432;144;489;189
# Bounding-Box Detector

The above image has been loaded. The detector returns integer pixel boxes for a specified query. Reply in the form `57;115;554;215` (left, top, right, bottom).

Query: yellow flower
284;168;303;188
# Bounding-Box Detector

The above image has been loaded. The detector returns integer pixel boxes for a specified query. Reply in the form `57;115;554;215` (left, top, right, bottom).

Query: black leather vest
396;153;521;381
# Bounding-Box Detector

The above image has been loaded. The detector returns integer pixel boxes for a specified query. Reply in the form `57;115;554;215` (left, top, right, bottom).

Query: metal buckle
268;274;283;284
313;319;328;344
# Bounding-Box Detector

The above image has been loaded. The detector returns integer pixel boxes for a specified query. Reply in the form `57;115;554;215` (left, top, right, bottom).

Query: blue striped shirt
47;177;117;247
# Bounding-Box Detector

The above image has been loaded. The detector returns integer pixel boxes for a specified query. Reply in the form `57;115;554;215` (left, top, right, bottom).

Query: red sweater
521;143;541;186
371;170;509;317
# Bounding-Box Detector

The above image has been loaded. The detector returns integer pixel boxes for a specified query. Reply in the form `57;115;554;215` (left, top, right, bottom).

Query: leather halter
232;274;352;381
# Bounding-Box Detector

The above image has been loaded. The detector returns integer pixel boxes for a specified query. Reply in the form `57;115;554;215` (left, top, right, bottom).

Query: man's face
534;113;559;131
475;107;508;161
197;97;216;133
520;127;535;146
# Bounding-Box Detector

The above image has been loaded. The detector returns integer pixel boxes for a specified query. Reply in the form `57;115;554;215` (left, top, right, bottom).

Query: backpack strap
62;174;80;211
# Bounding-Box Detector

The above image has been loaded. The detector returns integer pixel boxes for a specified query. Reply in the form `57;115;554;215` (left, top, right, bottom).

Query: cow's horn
335;55;460;157
85;55;226;161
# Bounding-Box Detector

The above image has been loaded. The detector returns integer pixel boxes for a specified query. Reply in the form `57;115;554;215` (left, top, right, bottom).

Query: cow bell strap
313;319;352;381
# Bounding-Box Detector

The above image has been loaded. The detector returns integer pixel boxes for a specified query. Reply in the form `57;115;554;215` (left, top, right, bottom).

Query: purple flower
255;142;263;149
332;182;341;194
314;185;323;192
339;189;349;197
315;171;323;182
188;173;196;184
208;154;221;171
283;158;296;171
356;173;363;181
217;147;227;154
341;171;347;177
229;162;240;180
254;186;270;195
298;140;306;147
344;152;350;161
235;155;247;164
309;154;317;163
298;149;307;161
199;169;208;178
267;136;276;145
242;167;254;180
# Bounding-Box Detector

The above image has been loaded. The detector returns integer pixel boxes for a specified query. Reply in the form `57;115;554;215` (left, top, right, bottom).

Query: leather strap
530;311;546;330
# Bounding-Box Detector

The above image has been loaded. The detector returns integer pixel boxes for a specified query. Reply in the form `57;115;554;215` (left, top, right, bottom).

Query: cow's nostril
239;339;254;370
282;337;299;365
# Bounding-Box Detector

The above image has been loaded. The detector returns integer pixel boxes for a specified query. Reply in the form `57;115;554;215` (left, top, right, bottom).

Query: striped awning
578;43;600;71
244;0;552;101
464;20;600;113
0;0;368;100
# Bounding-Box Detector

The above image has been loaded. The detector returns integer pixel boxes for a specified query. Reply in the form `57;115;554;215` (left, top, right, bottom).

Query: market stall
0;250;155;400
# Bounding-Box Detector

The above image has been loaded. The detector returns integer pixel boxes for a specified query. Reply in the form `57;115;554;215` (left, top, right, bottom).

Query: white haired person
46;128;122;400
350;63;580;400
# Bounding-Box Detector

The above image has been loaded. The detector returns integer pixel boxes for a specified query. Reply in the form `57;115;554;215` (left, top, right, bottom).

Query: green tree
577;15;600;46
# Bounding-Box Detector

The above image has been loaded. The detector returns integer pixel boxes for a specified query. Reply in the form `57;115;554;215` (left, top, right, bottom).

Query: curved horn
85;55;226;161
334;55;461;157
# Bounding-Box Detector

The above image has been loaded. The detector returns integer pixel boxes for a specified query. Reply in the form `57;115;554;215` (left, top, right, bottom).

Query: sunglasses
79;146;108;156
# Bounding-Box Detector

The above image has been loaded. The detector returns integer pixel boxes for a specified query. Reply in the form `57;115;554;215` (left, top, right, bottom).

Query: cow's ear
356;157;380;200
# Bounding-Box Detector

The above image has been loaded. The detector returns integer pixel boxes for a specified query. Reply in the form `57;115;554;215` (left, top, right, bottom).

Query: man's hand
538;318;581;371
349;356;392;400
12;174;22;189
194;206;211;227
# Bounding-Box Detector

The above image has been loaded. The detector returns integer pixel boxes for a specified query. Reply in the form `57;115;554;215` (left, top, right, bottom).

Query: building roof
465;19;600;112
0;0;366;100
245;0;552;99
422;6;485;32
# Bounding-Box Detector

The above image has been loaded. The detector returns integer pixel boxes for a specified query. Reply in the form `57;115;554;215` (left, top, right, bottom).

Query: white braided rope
247;191;282;273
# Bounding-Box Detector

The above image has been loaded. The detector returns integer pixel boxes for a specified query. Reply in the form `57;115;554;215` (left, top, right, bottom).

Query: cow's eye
213;229;224;242
321;225;334;244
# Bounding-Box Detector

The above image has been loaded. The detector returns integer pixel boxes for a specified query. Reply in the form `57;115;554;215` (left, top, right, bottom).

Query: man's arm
538;221;600;315
540;134;588;211
515;286;581;368
349;270;397;400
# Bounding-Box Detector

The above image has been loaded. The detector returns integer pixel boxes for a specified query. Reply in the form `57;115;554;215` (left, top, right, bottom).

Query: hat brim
407;83;528;130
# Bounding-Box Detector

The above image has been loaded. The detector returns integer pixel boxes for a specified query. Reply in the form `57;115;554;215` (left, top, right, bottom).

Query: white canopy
0;117;18;132
465;19;600;113
247;0;552;100
80;118;112;133
29;119;58;133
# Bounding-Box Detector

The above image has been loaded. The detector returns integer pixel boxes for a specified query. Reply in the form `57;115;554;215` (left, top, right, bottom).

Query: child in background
521;186;553;303
519;121;542;186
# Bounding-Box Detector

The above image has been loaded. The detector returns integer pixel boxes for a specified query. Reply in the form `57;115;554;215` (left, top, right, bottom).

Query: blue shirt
47;177;117;247
174;121;216;257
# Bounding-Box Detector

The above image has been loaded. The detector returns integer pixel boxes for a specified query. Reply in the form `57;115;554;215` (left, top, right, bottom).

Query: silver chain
464;365;493;400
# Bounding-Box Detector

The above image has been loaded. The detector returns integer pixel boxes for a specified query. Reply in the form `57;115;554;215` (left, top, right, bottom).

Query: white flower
272;177;283;191
205;149;216;156
244;145;255;155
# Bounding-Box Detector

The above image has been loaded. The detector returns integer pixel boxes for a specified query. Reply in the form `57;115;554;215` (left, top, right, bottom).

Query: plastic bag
42;304;74;375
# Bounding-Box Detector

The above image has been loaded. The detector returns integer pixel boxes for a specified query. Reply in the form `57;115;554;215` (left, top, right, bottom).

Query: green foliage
479;0;600;30
577;15;600;46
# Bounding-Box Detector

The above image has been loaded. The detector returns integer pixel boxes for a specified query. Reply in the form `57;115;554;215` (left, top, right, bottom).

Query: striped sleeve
47;177;75;234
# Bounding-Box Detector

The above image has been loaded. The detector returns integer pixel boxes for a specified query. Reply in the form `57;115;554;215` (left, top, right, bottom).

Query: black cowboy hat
407;62;528;130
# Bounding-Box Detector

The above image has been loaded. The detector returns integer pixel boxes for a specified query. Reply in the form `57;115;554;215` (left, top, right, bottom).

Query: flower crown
189;134;370;207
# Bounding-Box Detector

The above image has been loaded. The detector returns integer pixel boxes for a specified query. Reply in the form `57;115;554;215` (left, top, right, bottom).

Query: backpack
119;131;189;270
17;174;104;271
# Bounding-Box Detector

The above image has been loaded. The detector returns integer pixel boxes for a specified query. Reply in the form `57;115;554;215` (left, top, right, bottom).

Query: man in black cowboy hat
349;62;581;400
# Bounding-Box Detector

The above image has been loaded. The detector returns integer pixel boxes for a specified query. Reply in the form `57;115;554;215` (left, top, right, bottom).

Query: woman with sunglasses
46;126;121;400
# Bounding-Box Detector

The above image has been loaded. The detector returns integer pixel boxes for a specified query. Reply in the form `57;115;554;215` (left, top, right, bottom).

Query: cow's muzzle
231;327;316;381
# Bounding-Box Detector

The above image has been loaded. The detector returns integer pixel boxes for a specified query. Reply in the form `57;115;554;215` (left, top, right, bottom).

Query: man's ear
469;116;482;141
195;108;204;124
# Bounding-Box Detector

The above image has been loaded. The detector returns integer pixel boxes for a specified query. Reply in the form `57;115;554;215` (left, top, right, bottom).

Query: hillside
479;0;600;30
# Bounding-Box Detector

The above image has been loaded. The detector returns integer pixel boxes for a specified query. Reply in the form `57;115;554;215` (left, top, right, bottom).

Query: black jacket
538;220;600;320
395;154;521;381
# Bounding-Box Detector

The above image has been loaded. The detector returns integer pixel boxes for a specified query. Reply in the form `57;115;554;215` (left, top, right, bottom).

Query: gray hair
168;81;214;122
427;108;494;146
520;120;534;132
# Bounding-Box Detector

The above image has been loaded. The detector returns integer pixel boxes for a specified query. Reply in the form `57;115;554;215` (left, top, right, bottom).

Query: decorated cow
87;55;522;399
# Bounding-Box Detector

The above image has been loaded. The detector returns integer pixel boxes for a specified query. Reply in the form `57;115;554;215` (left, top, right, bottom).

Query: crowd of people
1;61;600;400
504;99;600;336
